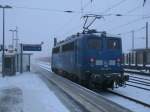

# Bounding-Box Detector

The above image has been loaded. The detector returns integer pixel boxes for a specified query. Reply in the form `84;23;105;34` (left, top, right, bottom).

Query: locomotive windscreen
88;38;102;49
108;39;120;49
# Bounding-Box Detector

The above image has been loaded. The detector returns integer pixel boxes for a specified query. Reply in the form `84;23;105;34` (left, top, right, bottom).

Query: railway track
125;70;150;76
130;78;150;84
126;83;150;91
126;73;150;91
128;80;150;86
107;90;150;108
37;63;150;111
129;75;150;82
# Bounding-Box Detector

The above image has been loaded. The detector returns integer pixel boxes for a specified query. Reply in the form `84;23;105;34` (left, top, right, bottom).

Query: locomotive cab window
108;39;120;49
62;42;74;52
88;38;102;49
52;47;60;54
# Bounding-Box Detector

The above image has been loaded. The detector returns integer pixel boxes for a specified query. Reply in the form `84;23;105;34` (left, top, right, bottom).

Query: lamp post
0;5;12;77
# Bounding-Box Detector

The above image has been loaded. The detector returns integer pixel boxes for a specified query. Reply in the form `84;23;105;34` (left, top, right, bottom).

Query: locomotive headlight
90;58;95;63
116;58;121;66
90;58;94;62
117;58;121;63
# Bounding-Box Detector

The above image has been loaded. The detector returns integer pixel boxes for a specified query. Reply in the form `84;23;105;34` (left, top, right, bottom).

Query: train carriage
123;48;150;71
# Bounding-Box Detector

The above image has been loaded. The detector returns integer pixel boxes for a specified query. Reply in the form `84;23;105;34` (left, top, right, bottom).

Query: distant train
51;30;129;89
123;48;150;71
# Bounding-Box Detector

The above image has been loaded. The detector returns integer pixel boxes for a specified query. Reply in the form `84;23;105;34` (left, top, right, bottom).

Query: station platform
0;72;69;112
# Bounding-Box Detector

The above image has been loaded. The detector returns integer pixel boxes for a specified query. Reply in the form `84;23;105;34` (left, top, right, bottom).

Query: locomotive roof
54;32;121;48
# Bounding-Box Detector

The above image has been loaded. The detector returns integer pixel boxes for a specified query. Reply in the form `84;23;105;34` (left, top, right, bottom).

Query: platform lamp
0;5;12;77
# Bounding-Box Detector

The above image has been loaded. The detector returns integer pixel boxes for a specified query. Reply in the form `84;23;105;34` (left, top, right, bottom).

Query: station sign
22;44;42;51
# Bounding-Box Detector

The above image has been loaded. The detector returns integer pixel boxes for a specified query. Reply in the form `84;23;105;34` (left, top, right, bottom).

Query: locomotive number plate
96;60;103;65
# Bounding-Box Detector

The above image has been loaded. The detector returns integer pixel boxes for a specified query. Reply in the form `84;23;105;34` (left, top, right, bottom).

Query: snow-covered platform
0;72;69;112
0;87;23;112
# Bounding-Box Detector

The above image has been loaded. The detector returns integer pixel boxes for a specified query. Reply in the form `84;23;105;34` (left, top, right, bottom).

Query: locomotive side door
74;40;78;66
74;39;81;74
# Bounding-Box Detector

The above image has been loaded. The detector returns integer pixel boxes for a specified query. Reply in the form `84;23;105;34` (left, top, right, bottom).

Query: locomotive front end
83;34;129;88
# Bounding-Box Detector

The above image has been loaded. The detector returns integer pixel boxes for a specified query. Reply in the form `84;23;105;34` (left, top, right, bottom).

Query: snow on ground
37;62;51;71
37;61;50;68
0;87;23;112
0;72;69;112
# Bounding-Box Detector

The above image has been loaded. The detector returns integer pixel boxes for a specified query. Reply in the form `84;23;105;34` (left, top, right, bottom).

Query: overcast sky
0;0;150;57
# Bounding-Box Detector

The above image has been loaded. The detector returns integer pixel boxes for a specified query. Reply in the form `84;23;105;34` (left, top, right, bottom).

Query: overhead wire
107;1;149;32
53;14;80;37
14;1;146;38
53;0;93;38
54;0;94;37
3;1;148;41
94;0;146;34
12;5;83;39
13;0;145;34
102;2;143;29
81;0;142;17
119;26;146;35
81;0;84;15
62;23;82;37
102;0;127;14
109;16;150;31
86;0;128;32
82;0;93;11
74;0;128;33
81;0;127;29
65;0;127;36
59;0;94;38
118;24;150;42
12;5;81;14
125;4;142;14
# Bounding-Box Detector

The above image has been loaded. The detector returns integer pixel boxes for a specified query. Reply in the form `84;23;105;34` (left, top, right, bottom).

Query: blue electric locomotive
51;30;129;89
